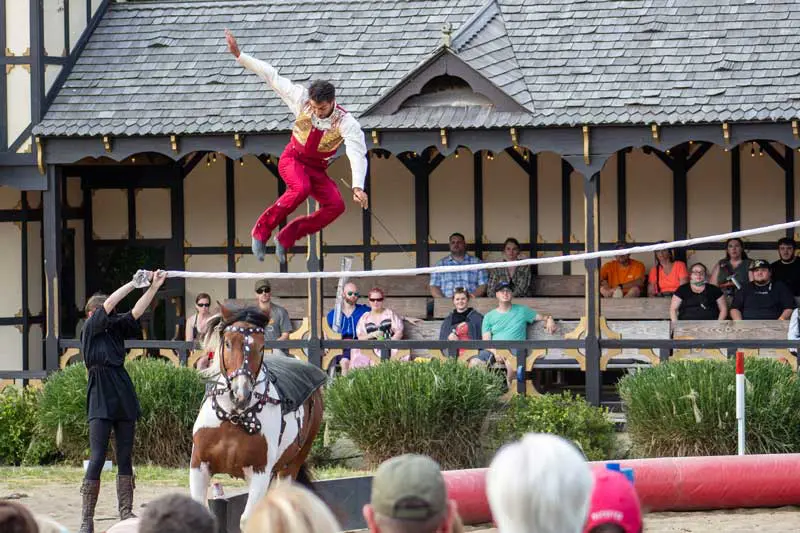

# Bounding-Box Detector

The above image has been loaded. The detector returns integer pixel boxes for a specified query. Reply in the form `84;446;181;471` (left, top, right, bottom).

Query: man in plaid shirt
430;232;488;297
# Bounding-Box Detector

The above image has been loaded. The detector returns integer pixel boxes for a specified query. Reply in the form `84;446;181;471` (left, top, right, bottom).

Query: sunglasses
346;291;360;297
255;288;270;295
196;303;210;307
369;297;384;302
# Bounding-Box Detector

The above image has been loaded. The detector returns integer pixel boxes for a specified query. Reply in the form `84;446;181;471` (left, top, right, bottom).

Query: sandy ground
2;481;799;532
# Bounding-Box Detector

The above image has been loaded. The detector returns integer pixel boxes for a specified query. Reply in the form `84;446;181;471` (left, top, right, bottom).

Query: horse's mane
200;306;269;379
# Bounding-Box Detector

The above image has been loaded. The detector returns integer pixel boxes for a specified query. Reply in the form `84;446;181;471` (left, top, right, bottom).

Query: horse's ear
219;302;233;321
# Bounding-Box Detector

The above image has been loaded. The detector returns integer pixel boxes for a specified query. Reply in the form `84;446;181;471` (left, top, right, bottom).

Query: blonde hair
243;480;340;533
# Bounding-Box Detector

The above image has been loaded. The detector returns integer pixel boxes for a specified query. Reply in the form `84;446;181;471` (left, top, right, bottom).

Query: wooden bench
672;320;798;370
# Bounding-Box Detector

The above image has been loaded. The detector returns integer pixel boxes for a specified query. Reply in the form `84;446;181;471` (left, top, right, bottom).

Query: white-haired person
244;480;341;533
487;433;593;533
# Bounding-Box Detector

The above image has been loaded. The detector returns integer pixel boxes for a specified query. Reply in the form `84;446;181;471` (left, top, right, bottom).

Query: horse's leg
189;458;212;507
240;467;271;529
276;390;324;481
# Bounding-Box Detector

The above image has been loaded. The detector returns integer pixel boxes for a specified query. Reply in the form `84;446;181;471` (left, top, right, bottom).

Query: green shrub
326;360;504;469
490;391;616;461
619;358;800;457
0;386;39;465
36;359;206;467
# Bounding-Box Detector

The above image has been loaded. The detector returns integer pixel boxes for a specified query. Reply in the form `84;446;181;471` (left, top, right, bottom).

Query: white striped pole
736;351;746;456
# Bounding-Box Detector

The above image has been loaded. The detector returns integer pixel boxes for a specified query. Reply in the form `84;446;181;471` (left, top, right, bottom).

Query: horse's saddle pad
264;355;327;415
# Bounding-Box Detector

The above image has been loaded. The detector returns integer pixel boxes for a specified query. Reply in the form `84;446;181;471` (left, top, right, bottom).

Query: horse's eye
225;340;231;349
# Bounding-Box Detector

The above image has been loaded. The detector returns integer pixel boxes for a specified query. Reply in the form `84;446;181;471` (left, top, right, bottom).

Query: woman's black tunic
80;307;142;421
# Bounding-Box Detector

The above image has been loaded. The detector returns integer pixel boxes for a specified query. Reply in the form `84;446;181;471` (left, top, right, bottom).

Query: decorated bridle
207;321;279;435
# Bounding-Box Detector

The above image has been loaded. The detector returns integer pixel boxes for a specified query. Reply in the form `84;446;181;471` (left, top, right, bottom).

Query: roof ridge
452;0;500;51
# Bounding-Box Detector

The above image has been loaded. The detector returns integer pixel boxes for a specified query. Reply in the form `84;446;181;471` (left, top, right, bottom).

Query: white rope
164;220;800;280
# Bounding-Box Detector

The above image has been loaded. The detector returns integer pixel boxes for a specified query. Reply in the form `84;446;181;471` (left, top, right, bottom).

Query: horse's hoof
251;237;266;262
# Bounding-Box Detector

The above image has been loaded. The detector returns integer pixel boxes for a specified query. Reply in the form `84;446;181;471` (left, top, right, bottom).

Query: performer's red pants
251;148;345;250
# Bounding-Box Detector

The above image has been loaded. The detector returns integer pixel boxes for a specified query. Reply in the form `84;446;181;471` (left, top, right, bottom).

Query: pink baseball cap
584;466;643;533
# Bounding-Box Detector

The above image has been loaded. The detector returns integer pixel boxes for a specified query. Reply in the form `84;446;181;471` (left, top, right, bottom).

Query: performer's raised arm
225;29;307;117
339;114;369;208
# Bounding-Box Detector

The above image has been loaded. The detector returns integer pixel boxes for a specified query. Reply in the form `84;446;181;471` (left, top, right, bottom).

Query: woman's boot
117;474;136;520
79;479;101;533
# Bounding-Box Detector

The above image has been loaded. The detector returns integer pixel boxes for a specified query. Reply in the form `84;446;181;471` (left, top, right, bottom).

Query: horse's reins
209;323;280;435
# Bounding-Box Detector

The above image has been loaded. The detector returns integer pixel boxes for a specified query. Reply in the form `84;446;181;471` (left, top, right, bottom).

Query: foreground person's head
487;433;593;533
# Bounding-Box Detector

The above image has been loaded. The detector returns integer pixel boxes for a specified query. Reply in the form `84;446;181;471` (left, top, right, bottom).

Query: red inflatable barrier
443;454;800;525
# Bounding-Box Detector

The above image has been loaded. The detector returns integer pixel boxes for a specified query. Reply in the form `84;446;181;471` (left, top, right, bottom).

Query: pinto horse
189;305;326;526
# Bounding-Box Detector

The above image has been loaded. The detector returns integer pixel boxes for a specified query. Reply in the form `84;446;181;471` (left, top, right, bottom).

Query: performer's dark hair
308;80;335;103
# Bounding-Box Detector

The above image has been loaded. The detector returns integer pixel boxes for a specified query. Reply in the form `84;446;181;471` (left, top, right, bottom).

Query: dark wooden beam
182;152;206;175
785;145;795;238
43;166;63;371
584;173;601;406
226;158;236;298
561;159;572;275
21;192;29;371
686;141;714;171
473;151;484;259
617;149;627;243
732;145;741;231
362;154;373;270
757;140;787;170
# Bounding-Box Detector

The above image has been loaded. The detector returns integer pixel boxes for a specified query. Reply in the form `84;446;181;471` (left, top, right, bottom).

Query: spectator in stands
351;287;405;369
771;237;800;296
244;480;340;533
488;237;533;297
670;263;727;321
0;500;39;533
710;238;752;299
430;232;487;297
647;243;688;297
479;281;556;387
487;433;593;533
137;494;215;533
584;466;643;533
254;279;292;356
439;287;483;358
730;259;795;320
600;242;645;298
186;292;213;343
326;282;370;374
363;454;458;533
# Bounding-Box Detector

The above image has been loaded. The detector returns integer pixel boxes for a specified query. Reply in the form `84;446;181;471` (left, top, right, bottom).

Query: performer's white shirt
237;52;367;190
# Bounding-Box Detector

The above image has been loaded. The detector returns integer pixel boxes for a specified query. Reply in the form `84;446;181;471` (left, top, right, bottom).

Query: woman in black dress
79;270;166;533
669;263;728;321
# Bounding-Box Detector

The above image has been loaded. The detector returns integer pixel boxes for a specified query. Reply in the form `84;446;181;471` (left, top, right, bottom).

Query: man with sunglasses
326;282;369;375
254;279;292;356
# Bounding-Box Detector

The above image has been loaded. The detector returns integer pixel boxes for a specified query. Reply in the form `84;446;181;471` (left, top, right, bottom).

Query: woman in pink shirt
648;244;688;297
350;287;405;369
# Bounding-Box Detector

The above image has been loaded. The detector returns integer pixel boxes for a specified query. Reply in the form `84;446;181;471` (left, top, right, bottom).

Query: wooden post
43;165;62;372
307;199;323;368
584;173;601;406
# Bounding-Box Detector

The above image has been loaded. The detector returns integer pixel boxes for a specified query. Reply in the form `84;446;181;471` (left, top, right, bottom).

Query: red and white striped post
736;351;746;456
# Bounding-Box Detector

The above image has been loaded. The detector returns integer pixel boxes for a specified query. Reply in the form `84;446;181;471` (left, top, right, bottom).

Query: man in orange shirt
600;242;645;298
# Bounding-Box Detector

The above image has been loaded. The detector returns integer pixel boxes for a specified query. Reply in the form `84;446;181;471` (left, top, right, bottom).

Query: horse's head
218;305;269;411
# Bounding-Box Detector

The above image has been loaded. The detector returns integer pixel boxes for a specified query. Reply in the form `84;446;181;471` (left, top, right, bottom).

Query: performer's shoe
117;474;137;520
274;239;287;264
79;478;101;533
251;236;267;262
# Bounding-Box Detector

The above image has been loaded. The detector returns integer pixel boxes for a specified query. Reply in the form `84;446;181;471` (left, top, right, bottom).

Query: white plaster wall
27;190;41;209
370;155;414;244
135;188;171;239
686;145;731;270
324;156;362;246
69;0;86;52
431;151;475;243
740;142;785;244
185;158;226;246
536;152;564;275
91;188;127;240
6;66;31;148
0;223;22;316
626;148;673;243
0;186;20;209
44;0;65;56
323;253;364;273
598;153;619;243
184;255;228;318
28;324;43;371
235;254;280;299
482;149;529;246
27;221;42;315
5;0;30;55
234;155;278;248
570;170;586;276
0;326;22;371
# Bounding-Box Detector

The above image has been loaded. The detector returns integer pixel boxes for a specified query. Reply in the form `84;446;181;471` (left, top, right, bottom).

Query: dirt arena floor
3;480;799;532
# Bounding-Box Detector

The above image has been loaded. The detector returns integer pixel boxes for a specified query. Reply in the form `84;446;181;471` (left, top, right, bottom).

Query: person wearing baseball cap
363;454;458;533
730;259;795;320
253;278;293;356
584;466;643;533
